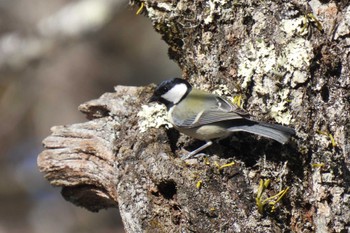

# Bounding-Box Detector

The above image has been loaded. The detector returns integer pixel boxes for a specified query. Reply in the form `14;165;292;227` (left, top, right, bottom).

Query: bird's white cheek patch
161;83;188;104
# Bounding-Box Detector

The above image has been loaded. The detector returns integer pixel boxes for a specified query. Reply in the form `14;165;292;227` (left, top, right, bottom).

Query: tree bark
38;0;350;232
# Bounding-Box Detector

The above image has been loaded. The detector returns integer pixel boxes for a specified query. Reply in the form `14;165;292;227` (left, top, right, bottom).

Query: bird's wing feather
173;95;249;128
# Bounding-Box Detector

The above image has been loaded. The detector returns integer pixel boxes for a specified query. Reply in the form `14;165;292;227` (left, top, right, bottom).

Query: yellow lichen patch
304;13;324;33
196;180;203;189
255;179;289;214
317;131;337;148
232;95;243;108
204;157;210;165
312;163;325;168
328;133;337;147
136;2;144;15
218;161;235;171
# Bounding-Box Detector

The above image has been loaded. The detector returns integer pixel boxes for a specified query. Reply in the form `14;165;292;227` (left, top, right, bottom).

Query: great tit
149;78;295;159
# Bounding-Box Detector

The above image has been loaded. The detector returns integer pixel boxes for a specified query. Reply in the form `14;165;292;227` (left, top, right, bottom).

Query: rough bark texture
38;0;350;232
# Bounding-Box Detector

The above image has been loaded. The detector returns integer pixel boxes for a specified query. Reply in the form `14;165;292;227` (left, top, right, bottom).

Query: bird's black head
149;78;192;109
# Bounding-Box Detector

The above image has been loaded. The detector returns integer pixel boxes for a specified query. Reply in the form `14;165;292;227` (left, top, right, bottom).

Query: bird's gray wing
174;96;249;128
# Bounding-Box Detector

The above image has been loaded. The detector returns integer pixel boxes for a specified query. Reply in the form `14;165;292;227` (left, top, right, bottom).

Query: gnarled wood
38;0;350;232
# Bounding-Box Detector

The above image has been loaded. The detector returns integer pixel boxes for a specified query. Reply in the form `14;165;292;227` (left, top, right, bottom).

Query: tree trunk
38;0;350;232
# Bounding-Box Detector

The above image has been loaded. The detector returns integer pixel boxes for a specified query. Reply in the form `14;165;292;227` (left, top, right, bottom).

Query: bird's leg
181;141;213;160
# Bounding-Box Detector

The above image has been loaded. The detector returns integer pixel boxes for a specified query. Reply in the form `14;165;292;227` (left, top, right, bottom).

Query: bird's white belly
176;124;231;141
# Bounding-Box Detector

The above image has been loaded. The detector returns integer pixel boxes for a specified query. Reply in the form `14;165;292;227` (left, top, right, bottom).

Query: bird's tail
227;121;295;144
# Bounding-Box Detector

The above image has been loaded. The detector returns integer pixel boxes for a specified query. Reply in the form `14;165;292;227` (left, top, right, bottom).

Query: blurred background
0;0;180;232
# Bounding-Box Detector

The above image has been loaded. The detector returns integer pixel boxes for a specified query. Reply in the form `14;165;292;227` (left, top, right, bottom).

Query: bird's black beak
148;94;158;103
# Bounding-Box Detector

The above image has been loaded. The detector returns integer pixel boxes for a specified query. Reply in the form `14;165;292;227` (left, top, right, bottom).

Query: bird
149;78;295;159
